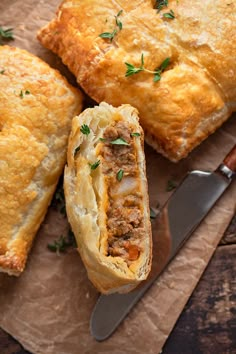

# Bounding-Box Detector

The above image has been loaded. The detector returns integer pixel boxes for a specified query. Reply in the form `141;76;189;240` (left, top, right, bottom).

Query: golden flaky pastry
64;102;152;294
38;0;236;161
0;45;83;275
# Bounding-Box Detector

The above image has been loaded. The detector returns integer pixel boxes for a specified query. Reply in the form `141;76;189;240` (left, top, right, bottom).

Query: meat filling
100;119;145;265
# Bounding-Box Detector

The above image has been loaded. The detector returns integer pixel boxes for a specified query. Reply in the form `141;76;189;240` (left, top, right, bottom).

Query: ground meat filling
100;120;145;265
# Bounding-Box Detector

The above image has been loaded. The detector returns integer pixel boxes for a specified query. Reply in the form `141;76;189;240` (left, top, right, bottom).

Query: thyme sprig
47;230;76;254
125;54;170;82
99;9;123;41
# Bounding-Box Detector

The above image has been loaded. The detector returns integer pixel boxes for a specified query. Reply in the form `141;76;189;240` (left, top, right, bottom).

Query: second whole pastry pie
0;45;83;275
38;0;236;161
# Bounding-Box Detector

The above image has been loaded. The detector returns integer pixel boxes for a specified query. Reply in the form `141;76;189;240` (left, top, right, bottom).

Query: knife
90;144;236;341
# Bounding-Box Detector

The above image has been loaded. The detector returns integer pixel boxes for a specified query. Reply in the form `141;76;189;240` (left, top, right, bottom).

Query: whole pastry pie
0;45;83;275
38;0;236;161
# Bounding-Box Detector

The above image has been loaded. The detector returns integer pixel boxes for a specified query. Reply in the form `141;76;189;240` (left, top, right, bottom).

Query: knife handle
223;144;236;173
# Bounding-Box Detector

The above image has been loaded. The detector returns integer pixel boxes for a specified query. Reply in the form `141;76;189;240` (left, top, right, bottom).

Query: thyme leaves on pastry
115;10;123;30
110;137;130;146
154;0;168;12
125;54;170;82
99;9;123;42
163;10;175;19
19;90;31;99
99;29;117;41
89;160;101;170
80;124;90;135
125;54;144;76
130;132;141;137
0;27;14;44
116;169;124;181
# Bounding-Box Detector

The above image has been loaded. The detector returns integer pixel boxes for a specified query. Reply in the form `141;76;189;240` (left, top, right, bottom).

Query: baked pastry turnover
0;45;83;275
38;0;236;161
64;102;152;294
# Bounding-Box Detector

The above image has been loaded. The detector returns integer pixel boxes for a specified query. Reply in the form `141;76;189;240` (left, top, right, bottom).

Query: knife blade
90;144;236;341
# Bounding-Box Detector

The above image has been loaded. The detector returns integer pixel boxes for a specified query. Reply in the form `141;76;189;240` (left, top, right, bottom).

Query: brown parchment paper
0;1;236;353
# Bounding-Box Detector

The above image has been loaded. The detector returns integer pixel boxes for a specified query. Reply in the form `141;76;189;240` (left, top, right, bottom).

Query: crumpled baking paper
0;1;235;353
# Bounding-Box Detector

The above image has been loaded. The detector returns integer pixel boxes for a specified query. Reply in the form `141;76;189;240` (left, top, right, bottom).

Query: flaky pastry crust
38;0;236;161
0;45;83;275
64;102;152;294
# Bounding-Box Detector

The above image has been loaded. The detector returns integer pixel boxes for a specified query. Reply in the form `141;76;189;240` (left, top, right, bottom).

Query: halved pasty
64;102;152;294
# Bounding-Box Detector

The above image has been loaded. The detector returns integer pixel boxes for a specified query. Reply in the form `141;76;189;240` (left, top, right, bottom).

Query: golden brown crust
64;102;152;294
38;0;236;161
0;45;83;275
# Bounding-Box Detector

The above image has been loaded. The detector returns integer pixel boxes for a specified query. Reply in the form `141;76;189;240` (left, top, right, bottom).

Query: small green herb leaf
153;73;161;82
150;207;157;219
154;0;168;12
99;29;117;41
53;183;66;215
47;235;68;253
130;132;141;137
117;169;124;181
89;160;100;170
0;69;5;74
163;10;175;19
116;10;123;17
19;90;30;99
110;137;130;146
99;137;107;142
47;232;76;254
115;10;123;30
0;27;14;44
125;62;143;77
166;179;177;191
80;124;90;135
159;57;170;71
74;146;80;156
141;53;145;67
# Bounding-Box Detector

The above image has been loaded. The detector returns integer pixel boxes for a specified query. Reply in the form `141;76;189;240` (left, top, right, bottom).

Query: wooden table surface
1;215;235;354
